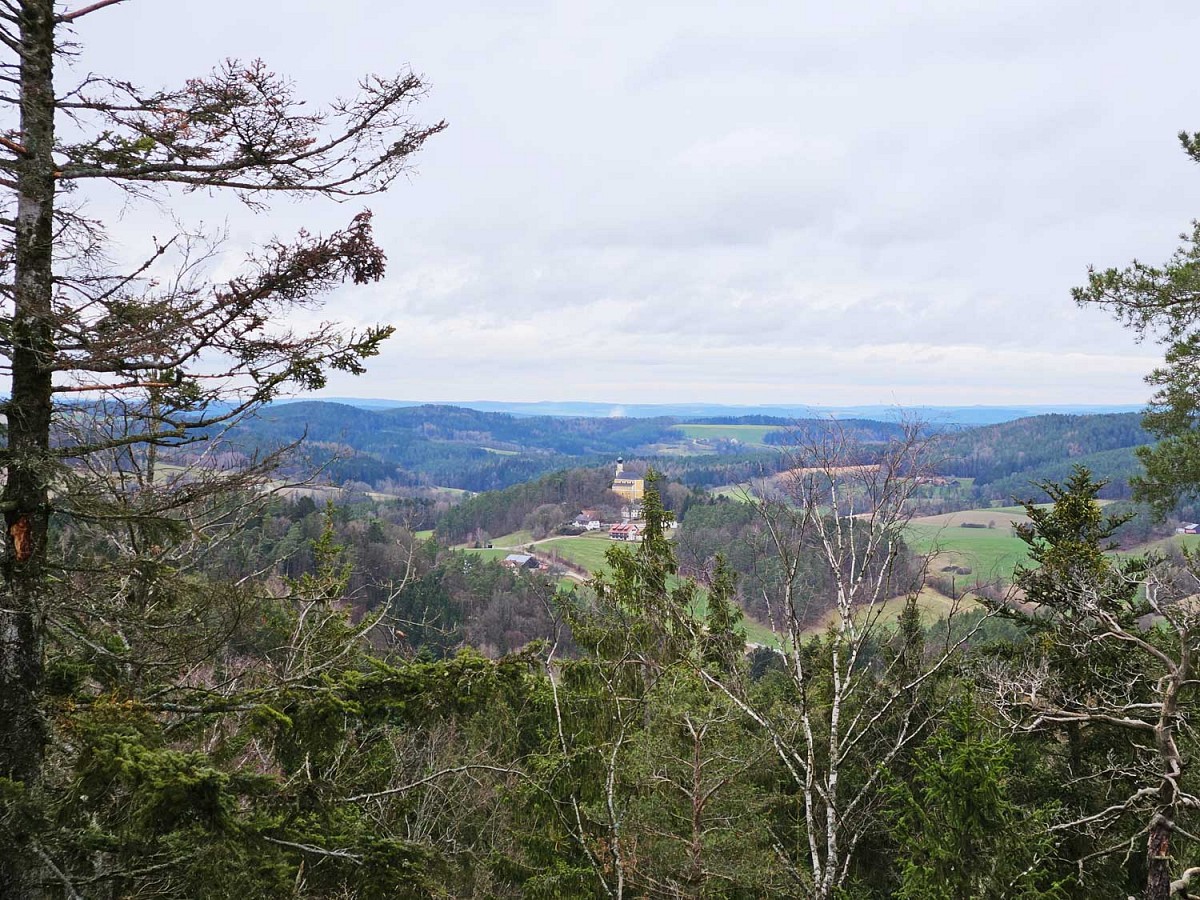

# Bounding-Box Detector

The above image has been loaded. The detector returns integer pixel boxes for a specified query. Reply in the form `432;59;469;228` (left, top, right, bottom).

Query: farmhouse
502;553;539;569
609;523;644;542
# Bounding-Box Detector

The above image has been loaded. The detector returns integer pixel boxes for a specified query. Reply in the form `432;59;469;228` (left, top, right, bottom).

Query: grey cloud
56;0;1200;405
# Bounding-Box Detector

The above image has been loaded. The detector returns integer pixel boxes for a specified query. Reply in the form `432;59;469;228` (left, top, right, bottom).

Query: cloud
58;0;1200;406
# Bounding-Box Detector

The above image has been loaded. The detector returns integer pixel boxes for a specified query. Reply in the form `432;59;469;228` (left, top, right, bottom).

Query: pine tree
0;3;443;894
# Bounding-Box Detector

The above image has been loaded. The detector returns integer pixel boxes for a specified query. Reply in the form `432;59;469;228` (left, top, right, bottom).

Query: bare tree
689;421;982;897
0;2;443;895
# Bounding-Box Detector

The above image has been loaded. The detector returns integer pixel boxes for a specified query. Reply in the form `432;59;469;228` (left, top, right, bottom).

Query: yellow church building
611;458;645;502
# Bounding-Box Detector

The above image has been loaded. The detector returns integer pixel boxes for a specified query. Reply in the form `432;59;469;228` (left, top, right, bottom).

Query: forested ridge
219;402;1152;501
937;413;1148;491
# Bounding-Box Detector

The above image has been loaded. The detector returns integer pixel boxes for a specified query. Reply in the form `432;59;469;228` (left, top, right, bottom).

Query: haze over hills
292;397;1145;426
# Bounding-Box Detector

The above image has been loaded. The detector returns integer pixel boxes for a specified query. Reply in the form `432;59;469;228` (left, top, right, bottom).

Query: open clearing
490;529;535;548
461;547;519;564
673;424;778;446
905;508;1032;584
539;532;617;574
1127;532;1200;555
709;482;757;501
803;586;978;636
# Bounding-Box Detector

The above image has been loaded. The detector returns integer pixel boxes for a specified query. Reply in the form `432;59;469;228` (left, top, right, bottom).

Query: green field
684;589;779;647
460;547;520;564
804;587;977;636
673;424;779;446
539;533;617;574
987;502;1052;514
1127;532;1200;556
906;507;1200;587
905;509;1032;584
709;482;757;502
490;530;535;548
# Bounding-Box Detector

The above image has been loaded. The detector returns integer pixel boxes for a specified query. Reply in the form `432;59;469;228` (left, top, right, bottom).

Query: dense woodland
21;446;1200;899
8;3;1200;899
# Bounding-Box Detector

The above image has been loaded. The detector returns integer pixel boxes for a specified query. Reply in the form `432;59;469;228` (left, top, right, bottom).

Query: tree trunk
0;2;57;896
1147;816;1172;900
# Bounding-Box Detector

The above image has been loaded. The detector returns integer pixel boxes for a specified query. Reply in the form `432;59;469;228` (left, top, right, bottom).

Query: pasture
672;424;779;446
1127;532;1200;556
803;586;977;636
905;508;1032;584
709;482;757;502
539;532;617;574
461;547;520;564
490;529;535;548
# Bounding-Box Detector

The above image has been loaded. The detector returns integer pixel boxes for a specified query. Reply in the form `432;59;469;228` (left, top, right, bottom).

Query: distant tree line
937;413;1147;485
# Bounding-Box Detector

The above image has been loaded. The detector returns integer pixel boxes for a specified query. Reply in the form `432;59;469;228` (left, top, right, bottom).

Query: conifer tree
0;2;443;894
1076;129;1200;517
985;467;1200;900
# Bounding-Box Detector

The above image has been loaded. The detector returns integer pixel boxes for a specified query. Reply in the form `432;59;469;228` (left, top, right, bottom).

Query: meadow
489;529;535;548
672;424;779;446
539;532;621;574
905;509;1032;584
802;586;975;636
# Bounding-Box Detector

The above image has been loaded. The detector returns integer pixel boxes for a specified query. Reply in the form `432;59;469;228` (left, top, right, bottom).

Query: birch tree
689;422;980;897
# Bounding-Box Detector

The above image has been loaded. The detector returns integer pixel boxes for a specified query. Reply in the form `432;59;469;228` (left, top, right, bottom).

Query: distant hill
218;402;1154;501
937;412;1149;500
225;402;681;492
288;397;1144;426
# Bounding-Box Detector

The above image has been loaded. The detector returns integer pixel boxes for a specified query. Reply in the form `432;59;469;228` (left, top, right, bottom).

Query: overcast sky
71;0;1200;407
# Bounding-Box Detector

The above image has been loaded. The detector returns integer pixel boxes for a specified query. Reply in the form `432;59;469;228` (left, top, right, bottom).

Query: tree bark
1147;815;1172;900
0;1;57;896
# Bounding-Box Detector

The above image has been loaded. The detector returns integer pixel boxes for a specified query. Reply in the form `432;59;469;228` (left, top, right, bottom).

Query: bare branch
55;0;130;24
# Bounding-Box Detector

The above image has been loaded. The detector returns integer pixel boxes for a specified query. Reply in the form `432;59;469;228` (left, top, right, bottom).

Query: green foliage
234;402;680;494
1073;146;1200;516
935;413;1147;498
703;555;746;669
889;701;1064;900
438;464;619;543
582;471;696;663
1011;465;1146;621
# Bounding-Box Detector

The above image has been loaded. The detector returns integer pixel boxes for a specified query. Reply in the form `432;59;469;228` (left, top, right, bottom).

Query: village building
611;457;645;502
608;522;644;542
502;553;540;569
